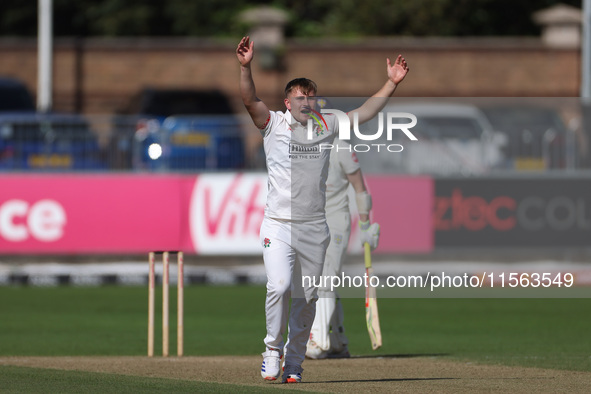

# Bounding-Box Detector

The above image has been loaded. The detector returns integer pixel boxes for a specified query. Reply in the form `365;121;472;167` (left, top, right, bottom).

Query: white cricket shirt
261;110;338;220
325;139;361;214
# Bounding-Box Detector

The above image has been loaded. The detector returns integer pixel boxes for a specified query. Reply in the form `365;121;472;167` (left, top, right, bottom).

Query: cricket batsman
306;137;380;359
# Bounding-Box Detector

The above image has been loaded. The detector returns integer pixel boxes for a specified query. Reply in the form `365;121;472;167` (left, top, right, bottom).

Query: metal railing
0;110;587;174
0;114;251;172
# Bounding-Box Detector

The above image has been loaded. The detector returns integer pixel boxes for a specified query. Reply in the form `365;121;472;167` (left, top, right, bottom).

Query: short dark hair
284;78;317;97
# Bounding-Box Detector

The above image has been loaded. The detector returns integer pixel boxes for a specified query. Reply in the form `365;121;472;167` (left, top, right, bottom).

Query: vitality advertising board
0;174;431;254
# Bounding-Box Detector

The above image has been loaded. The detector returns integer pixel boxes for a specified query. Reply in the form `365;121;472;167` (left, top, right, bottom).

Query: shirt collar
285;110;305;129
285;110;295;126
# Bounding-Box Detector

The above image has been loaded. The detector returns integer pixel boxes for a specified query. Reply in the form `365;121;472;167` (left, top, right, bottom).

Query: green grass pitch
0;285;589;391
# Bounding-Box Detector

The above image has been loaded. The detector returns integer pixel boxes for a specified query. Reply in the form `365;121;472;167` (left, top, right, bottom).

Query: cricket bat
364;242;382;350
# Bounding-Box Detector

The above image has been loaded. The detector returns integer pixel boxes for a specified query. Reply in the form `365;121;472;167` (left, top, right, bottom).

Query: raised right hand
236;36;254;67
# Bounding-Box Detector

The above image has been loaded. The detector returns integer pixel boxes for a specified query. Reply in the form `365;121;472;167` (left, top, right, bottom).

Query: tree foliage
0;0;583;38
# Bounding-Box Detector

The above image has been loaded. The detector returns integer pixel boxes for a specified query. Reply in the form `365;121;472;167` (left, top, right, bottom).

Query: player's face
284;88;317;124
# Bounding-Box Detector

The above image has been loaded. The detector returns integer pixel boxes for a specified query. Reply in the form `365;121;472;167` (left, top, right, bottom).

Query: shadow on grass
348;353;450;359
309;377;457;384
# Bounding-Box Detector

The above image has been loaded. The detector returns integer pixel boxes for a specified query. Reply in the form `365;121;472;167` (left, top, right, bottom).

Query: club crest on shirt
333;234;343;245
263;237;271;248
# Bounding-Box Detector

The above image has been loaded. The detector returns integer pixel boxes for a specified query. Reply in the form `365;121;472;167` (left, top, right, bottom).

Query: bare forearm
351;80;398;125
348;169;367;194
239;63;270;128
372;79;398;99
240;64;260;107
350;53;408;125
347;169;370;222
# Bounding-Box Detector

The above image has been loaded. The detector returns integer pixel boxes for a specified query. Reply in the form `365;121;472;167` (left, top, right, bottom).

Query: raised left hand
387;55;409;85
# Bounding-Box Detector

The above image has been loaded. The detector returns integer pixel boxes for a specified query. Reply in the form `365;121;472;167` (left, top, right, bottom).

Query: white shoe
261;349;281;381
282;365;303;383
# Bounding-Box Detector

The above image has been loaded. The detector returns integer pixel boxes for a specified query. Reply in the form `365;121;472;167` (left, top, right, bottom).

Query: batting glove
359;220;380;250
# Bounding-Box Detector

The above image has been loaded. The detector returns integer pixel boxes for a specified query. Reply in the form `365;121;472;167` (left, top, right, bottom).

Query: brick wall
0;37;580;115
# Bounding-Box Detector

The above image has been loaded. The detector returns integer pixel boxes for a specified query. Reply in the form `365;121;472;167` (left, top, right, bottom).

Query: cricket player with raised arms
236;35;408;383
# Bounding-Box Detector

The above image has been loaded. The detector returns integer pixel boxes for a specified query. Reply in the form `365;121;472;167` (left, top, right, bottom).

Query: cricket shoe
282;365;303;383
261;349;282;381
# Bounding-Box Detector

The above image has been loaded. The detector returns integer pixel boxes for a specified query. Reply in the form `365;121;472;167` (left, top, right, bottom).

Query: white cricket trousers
309;209;351;353
260;216;330;368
